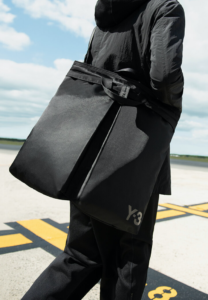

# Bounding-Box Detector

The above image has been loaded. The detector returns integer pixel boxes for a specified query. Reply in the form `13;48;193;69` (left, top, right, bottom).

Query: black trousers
22;192;159;300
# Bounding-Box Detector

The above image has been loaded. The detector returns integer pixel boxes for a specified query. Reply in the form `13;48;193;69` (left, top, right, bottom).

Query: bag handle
84;27;97;63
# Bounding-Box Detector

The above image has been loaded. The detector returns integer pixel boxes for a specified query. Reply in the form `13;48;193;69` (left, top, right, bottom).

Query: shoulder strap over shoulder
84;27;97;64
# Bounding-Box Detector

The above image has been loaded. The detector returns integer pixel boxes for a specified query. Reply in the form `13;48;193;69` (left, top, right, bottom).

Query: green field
170;154;208;163
0;138;25;146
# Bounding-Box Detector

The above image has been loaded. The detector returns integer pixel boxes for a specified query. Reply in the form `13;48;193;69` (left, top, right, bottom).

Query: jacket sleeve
149;1;185;111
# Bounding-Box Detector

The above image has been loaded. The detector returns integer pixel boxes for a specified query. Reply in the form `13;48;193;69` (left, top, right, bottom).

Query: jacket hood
95;0;148;28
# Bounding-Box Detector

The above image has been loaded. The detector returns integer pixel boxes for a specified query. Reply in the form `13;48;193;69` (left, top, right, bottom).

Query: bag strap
84;27;97;63
67;69;147;107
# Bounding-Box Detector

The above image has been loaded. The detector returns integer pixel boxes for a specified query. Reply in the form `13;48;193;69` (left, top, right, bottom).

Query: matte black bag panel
9;60;147;201
9;76;117;199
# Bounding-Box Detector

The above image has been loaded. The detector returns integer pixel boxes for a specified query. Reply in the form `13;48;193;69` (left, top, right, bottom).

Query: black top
89;0;185;131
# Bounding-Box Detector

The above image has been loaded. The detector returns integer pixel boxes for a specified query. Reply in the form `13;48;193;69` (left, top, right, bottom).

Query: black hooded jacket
88;0;185;130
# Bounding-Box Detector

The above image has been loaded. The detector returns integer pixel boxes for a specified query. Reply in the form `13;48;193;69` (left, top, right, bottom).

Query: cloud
0;57;74;128
181;0;208;73
0;58;73;92
179;0;208;119
176;113;208;137
182;73;208;117
0;24;31;50
177;117;204;132
169;0;208;154
192;129;208;140
172;112;208;155
12;0;97;39
0;0;15;23
0;57;75;138
0;0;31;50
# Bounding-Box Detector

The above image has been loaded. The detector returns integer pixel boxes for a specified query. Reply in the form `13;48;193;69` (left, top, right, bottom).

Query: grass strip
170;155;208;163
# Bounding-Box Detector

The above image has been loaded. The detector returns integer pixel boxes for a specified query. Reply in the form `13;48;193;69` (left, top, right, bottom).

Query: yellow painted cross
159;203;208;218
157;202;208;220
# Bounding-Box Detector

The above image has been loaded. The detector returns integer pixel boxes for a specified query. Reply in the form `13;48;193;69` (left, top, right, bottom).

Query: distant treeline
0;138;25;146
0;137;25;142
170;154;208;163
171;154;208;159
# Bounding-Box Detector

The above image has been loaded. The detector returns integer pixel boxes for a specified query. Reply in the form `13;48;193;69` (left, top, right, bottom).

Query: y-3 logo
126;205;143;226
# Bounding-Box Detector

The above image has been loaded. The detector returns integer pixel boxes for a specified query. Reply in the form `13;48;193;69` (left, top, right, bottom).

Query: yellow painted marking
160;204;208;218
156;209;185;220
189;203;208;211
0;233;32;248
148;286;177;299
17;219;67;250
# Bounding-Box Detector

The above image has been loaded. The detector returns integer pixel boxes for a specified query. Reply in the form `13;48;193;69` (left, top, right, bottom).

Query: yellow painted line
17;219;67;250
160;204;208;218
156;209;185;220
189;203;208;211
0;233;32;248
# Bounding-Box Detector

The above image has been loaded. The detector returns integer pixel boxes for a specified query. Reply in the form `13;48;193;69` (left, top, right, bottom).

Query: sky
0;0;208;156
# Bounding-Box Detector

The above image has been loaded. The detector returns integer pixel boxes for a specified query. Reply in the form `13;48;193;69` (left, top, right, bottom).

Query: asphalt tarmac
0;147;208;299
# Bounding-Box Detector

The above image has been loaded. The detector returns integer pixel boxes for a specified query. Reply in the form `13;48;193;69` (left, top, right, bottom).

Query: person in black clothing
21;0;185;299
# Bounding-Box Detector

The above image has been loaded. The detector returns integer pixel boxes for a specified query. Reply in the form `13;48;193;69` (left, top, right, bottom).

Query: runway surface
0;148;208;299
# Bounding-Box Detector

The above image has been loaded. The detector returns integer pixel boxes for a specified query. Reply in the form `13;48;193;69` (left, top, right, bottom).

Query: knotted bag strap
67;70;147;107
101;77;146;107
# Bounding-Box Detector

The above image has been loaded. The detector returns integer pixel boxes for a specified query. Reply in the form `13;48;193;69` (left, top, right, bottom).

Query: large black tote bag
9;27;172;234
